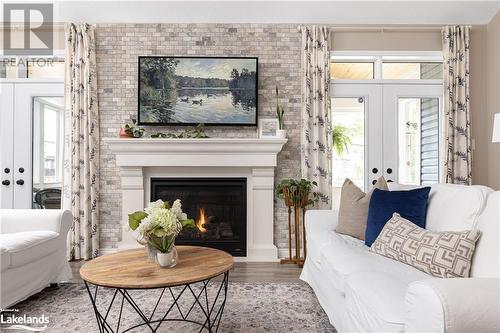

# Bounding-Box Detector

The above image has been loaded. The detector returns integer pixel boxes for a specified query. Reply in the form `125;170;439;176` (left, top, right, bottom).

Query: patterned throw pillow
370;213;481;278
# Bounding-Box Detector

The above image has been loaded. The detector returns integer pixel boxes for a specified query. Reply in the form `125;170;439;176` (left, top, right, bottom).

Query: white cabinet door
0;82;64;209
0;83;15;208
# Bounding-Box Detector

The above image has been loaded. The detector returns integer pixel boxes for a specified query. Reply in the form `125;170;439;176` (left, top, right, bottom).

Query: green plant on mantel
150;124;209;138
275;178;318;208
123;119;145;138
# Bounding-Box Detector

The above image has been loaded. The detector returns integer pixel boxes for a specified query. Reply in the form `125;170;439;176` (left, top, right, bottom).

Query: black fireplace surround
150;178;247;256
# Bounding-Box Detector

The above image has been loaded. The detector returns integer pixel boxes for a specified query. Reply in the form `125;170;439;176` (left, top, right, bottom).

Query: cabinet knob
18;167;24;173
387;168;393;174
4;168;10;174
16;179;24;185
372;179;377;185
372;168;378;174
2;180;10;186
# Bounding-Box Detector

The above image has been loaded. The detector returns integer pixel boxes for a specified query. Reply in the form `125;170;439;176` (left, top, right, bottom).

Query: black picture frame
137;56;258;126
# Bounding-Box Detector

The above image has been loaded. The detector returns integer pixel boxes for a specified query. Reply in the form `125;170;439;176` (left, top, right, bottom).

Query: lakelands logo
0;309;49;332
3;3;54;55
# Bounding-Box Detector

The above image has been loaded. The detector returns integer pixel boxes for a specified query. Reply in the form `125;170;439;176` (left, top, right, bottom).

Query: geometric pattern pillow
370;213;481;278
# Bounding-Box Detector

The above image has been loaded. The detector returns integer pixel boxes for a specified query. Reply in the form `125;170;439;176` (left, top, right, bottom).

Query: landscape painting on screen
138;57;258;125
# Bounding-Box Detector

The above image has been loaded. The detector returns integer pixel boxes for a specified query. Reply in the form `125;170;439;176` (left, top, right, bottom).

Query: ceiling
50;1;499;25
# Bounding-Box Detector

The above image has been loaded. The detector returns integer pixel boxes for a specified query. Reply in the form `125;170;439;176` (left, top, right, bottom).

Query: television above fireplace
138;56;258;126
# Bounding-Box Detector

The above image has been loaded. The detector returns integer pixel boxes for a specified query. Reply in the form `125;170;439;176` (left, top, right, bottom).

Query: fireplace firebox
150;178;247;256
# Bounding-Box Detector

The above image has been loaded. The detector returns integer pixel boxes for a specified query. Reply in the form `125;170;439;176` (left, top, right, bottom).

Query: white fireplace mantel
103;137;287;261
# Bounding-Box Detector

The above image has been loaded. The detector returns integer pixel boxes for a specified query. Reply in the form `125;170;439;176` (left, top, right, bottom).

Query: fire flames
196;207;207;233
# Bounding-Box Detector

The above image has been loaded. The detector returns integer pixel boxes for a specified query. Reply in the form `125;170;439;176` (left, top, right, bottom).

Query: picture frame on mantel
258;118;279;138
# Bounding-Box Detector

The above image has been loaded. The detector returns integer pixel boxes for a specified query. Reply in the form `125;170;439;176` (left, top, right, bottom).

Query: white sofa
0;209;72;308
300;184;500;333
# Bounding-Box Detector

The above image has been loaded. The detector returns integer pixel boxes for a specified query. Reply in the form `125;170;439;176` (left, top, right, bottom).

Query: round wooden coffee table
80;246;233;333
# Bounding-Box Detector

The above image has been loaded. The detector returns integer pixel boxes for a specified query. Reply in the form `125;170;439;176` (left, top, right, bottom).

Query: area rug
4;282;336;333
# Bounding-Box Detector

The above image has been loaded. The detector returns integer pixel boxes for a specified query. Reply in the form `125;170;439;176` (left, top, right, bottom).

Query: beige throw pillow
336;177;388;240
370;214;481;278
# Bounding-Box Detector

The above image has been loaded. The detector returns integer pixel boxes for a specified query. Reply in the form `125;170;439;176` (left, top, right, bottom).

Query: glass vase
156;245;178;268
146;243;157;262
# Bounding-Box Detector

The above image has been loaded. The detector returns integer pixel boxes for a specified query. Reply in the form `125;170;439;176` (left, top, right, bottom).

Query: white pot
276;129;287;138
156;246;178;268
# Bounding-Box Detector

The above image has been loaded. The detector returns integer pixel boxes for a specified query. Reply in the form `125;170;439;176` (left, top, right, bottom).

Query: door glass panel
331;63;374;79
33;97;64;209
398;98;439;185
332;97;365;209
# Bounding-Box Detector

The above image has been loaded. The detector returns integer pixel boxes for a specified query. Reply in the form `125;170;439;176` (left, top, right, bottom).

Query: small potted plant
275;178;318;208
275;86;286;138
128;199;195;267
120;119;145;138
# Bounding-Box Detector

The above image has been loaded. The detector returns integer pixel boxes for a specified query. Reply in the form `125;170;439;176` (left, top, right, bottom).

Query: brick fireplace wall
96;24;302;254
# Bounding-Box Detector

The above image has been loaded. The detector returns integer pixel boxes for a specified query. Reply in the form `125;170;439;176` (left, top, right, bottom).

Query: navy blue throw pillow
365;187;431;247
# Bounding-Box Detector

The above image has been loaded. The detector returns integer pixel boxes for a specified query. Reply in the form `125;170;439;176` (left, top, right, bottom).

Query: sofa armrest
405;278;500;333
305;209;339;239
0;209;72;237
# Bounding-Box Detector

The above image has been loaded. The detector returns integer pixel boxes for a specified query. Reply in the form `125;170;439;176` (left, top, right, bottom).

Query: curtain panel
63;23;100;260
442;26;472;185
301;26;332;208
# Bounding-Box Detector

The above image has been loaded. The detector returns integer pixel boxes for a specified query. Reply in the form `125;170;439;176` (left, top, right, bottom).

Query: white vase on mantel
276;129;287;139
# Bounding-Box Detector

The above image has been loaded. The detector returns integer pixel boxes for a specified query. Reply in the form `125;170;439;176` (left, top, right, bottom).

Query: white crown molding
51;1;500;25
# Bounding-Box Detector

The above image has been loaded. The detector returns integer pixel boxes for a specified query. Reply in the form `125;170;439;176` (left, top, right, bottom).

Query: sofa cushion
0;231;59;268
345;271;431;331
387;183;493;232
426;184;493;232
371;214;481;278
365;187;431;246
0;245;10;272
470;192;499;278
320;231;429;293
336;177;388;240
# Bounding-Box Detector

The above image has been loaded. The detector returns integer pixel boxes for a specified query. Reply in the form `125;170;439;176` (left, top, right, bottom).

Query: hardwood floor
70;260;302;284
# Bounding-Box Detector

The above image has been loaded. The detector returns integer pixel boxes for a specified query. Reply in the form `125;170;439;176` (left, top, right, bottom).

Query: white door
0;83;15;208
383;84;443;185
332;82;442;206
0;81;64;209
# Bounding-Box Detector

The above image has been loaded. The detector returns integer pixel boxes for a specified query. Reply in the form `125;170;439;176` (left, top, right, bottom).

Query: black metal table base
84;271;229;333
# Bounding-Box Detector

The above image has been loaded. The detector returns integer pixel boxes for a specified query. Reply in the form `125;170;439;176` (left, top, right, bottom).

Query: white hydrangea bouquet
128;199;195;267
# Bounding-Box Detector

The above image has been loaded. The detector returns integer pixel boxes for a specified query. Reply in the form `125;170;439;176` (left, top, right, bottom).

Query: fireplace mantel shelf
103;137;288;167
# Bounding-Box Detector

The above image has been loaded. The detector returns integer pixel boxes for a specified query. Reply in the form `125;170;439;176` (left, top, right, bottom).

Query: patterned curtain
63;23;100;260
442;26;472;185
301;26;332;208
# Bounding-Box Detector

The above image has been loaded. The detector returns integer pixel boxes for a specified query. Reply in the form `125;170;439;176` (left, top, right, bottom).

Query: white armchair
0;209;72;308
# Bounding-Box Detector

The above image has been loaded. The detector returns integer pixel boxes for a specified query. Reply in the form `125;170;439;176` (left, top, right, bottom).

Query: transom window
331;52;443;80
0;55;64;79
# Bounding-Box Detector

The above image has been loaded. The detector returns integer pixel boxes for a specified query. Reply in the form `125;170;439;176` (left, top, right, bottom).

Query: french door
331;82;442;208
0;81;64;209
